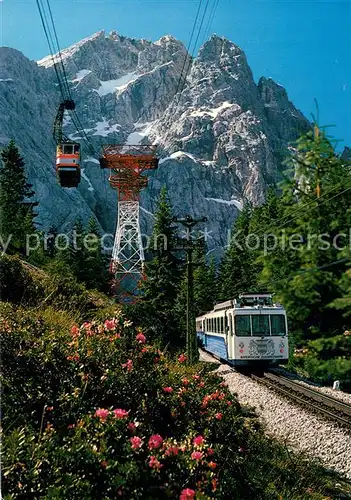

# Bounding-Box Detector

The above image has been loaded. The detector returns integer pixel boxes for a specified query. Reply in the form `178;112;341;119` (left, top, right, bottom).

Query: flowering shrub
2;302;347;499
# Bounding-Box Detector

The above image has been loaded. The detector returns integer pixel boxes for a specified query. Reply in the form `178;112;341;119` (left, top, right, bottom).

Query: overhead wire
36;0;66;100
173;0;204;99
202;0;220;44
36;0;98;156
44;0;73;101
177;0;212;99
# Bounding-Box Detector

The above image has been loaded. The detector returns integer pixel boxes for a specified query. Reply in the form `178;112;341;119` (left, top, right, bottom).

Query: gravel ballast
199;350;351;479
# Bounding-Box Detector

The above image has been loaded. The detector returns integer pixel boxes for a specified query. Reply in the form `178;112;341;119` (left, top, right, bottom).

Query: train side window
251;315;270;336
74;144;80;154
235;315;251;336
270;315;286;336
220;317;224;333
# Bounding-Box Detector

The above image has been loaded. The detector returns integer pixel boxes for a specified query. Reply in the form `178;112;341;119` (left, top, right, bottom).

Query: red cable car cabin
56;142;81;187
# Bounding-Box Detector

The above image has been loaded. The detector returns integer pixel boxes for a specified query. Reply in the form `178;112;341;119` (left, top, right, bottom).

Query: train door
227;311;234;359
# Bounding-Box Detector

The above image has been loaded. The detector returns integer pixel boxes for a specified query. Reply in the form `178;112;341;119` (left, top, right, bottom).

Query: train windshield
235;315;251;336
251;315;270;336
270;315;286;336
235;314;286;336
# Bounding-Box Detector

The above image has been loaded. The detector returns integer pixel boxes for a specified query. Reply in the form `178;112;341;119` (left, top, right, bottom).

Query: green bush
0;254;113;320
1;304;348;499
291;334;351;391
0;254;43;304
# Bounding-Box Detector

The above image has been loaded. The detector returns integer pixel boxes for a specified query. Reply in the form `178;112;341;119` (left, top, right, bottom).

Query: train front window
235;315;251;337
270;315;286;336
252;315;270;336
63;144;73;154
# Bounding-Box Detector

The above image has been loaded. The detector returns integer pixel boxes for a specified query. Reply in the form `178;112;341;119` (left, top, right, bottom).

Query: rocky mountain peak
0;31;313;257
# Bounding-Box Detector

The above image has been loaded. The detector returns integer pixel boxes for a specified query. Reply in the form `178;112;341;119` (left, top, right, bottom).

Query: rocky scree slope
0;30;310;255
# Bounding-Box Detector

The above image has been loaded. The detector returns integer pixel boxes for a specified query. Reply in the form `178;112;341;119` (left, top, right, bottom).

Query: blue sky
2;0;351;148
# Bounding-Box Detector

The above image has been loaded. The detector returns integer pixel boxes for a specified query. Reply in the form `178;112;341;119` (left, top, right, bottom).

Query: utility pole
172;215;207;364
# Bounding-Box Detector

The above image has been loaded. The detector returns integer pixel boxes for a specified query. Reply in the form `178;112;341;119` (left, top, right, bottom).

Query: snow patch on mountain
92;119;121;137
205;197;243;210
190;102;233;119
159;151;199;165
84;157;100;165
126;122;154;145
72;69;92;83
81;169;95;192
140;206;154;217
95;72;141;96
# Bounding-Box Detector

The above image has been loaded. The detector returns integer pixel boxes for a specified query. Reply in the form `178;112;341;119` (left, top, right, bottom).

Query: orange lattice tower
100;145;158;302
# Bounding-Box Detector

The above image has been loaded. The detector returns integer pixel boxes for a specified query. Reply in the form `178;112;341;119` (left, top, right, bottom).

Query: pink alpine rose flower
163;387;173;393
122;359;133;372
178;353;187;363
130;436;143;450
127;422;136;432
191;451;203;460
215;412;223;420
70;325;80;336
180;489;196;500
165;446;179;457
113;408;129;419
193;435;205;447
136;332;146;344
148;434;163;450
208;461;217;470
148;455;162;470
104;319;116;331
95;408;109;421
182;378;190;386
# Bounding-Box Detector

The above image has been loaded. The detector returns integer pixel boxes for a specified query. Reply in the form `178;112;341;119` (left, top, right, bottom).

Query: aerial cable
203;0;220;43
45;0;73;101
177;0;212;99
255;179;351;240
36;0;98;155
36;0;66;100
45;0;97;154
261;256;350;291
173;0;204;100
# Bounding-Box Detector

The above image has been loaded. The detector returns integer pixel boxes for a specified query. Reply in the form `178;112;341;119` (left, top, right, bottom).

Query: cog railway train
196;293;289;366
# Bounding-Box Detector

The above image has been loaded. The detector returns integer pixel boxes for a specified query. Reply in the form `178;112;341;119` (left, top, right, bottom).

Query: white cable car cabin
56;142;81;188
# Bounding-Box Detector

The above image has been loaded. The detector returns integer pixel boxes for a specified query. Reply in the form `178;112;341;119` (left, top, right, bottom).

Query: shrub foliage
1;303;347;499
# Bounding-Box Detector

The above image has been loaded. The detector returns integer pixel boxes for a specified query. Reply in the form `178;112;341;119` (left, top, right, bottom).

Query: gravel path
199;349;351;479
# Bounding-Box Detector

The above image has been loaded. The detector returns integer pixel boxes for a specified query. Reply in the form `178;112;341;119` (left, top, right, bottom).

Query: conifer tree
0;140;38;254
218;203;257;300
84;217;108;291
260;127;351;341
141;187;181;344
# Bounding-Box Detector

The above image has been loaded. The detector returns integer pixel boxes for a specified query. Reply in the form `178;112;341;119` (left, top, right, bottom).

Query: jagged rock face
0;30;310;255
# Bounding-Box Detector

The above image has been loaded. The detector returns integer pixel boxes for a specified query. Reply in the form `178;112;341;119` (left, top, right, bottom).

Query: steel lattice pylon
100;145;158;302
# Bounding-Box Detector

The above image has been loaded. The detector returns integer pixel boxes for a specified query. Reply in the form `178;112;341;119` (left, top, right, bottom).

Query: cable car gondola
56;141;81;187
53;99;81;188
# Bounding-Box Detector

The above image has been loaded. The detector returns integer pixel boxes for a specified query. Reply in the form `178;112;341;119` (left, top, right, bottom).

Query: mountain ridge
0;30;312;255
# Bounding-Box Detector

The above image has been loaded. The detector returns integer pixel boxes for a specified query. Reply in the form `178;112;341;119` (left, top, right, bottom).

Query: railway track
252;371;351;428
199;349;351;428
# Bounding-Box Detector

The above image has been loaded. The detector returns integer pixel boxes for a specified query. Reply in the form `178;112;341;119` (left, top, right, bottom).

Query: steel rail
254;371;351;428
199;349;351;428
